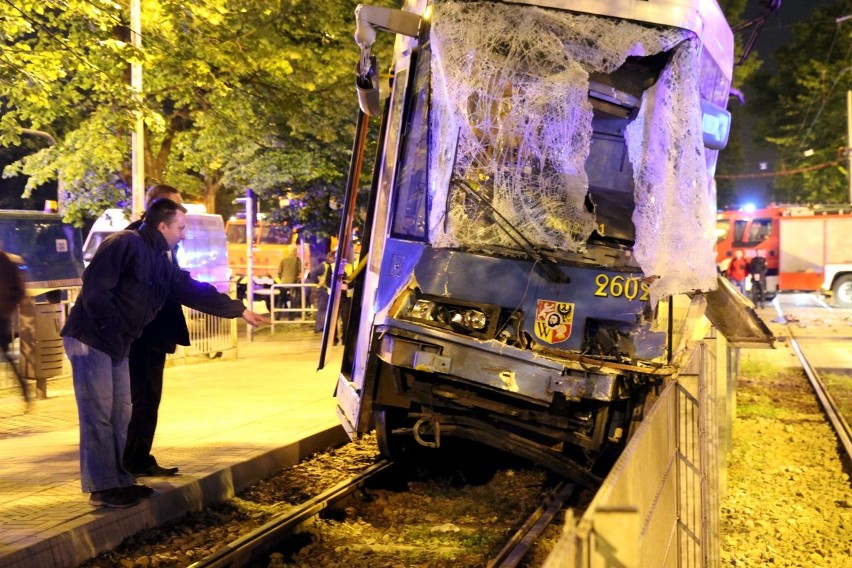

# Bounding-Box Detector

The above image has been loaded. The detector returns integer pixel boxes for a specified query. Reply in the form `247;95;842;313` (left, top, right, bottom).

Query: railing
543;329;734;568
265;283;319;331
168;307;238;363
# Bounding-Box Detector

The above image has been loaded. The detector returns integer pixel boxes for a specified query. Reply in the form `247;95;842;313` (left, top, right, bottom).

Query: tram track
487;481;577;568
79;433;587;567
187;460;395;568
186;457;583;568
773;294;852;464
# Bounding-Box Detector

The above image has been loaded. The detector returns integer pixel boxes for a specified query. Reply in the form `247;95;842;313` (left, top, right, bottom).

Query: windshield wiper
450;176;569;283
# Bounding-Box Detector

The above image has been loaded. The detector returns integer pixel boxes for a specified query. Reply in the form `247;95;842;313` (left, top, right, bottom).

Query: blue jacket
62;223;245;360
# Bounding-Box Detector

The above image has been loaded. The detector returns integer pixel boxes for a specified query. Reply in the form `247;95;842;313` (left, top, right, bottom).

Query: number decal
594;274;649;301
594;273;609;297
624;277;639;301
610;275;624;297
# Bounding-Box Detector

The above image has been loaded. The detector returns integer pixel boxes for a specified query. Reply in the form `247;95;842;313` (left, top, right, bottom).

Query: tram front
335;0;735;484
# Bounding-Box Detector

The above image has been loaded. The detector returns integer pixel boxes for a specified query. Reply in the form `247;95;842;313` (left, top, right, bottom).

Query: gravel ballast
720;344;852;567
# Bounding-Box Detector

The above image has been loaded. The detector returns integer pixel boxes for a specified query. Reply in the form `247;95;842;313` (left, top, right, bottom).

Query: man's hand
242;309;270;326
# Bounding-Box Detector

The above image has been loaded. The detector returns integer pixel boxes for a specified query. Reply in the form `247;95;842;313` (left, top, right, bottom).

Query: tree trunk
203;177;221;213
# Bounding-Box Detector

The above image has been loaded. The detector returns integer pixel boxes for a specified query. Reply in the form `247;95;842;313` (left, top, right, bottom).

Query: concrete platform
0;327;348;568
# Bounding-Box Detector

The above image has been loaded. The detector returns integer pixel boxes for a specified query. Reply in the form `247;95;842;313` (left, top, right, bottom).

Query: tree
1;0;392;231
0;0;137;218
746;0;852;204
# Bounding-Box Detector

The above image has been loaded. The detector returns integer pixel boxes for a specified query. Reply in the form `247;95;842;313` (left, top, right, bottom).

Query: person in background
123;184;187;478
312;251;335;337
277;245;302;321
727;249;749;294
749;249;768;309
0;243;28;404
337;255;355;346
62;198;267;508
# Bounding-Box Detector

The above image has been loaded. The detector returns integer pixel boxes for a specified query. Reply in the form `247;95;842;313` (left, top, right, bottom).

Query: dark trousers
0;317;27;402
339;295;352;342
751;277;766;308
123;342;167;472
279;288;301;319
315;288;329;333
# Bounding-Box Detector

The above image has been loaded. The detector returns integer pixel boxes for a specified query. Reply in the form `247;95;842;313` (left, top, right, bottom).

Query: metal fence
265;283;318;331
168;307;237;363
543;329;735;568
1;289;238;394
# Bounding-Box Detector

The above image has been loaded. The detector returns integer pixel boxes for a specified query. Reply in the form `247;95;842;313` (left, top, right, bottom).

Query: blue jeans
730;278;745;294
64;336;135;493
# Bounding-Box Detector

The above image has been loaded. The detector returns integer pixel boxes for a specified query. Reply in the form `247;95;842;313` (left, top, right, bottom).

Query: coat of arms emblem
534;300;574;344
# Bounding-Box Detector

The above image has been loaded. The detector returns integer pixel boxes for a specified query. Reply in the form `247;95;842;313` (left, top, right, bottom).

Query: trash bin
18;298;66;398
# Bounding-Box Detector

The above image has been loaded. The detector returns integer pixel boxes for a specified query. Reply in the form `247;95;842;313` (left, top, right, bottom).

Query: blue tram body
331;0;740;484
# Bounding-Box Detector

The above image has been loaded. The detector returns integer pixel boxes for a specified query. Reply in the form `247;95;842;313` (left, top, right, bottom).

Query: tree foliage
746;0;852;204
1;0;392;233
0;0;136;218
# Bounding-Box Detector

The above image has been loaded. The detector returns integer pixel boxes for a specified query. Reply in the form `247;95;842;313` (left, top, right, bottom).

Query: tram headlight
451;309;488;331
404;294;497;337
410;299;436;320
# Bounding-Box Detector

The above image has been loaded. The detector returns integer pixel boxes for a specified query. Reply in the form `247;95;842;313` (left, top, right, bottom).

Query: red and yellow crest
534;300;574;344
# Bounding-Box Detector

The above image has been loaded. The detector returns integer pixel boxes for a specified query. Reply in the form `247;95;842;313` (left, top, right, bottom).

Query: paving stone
0;329;347;568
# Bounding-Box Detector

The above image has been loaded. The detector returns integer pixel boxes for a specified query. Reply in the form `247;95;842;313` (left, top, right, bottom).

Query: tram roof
406;0;734;81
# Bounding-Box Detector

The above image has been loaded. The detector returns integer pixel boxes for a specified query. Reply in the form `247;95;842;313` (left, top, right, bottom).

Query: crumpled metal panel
703;277;775;348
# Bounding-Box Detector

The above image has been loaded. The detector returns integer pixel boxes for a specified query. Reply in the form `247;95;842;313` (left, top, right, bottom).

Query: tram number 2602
594;274;650;301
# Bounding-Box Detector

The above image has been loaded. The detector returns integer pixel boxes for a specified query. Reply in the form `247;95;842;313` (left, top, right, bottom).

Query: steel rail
487;481;577;568
775;295;852;463
788;337;852;463
187;460;394;568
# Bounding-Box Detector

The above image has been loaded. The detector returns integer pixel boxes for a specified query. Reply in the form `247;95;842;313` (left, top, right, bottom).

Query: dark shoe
89;488;139;508
125;484;156;499
131;464;179;477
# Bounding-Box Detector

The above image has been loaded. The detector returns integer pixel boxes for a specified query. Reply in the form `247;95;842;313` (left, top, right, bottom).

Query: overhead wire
796;1;852;152
716;158;842;179
795;20;841;150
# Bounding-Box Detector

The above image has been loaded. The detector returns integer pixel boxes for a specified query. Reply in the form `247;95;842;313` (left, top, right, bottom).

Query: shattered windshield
410;1;720;304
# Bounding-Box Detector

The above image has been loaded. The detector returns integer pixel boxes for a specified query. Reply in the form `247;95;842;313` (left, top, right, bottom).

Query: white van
82;206;231;292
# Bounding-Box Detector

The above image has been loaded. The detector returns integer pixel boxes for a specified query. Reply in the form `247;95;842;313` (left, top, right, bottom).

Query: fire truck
716;204;852;306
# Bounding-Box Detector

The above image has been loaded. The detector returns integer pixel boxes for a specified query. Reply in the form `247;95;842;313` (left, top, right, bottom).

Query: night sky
742;0;839;69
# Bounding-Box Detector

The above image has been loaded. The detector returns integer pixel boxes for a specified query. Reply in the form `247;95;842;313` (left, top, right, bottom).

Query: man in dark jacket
123;184;188;477
749;249;768;309
62;198;266;508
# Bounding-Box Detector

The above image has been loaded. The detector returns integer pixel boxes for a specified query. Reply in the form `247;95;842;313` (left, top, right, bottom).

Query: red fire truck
716;204;852;306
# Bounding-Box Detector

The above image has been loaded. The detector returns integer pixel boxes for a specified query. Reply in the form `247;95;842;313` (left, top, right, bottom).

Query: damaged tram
329;0;736;487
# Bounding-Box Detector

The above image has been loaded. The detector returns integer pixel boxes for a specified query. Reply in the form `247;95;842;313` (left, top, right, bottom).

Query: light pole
130;0;145;220
848;90;852;204
838;16;852;203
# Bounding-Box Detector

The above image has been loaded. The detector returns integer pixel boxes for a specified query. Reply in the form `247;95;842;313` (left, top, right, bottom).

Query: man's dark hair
145;184;180;207
146;198;187;228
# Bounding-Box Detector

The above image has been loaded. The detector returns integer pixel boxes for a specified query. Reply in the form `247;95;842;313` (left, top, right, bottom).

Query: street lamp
847;90;852;205
837;16;852;204
130;0;145;219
